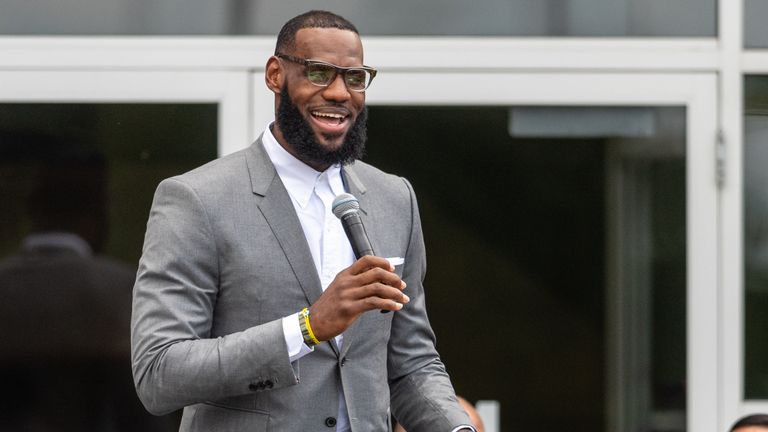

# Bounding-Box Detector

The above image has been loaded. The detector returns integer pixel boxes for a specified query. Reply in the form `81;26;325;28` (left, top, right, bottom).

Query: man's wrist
299;307;321;346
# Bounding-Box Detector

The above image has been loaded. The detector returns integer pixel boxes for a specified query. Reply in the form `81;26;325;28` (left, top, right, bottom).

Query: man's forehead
292;27;364;64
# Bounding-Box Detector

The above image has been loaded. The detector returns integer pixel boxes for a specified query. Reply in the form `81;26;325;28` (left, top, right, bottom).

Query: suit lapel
339;163;377;358
245;138;324;310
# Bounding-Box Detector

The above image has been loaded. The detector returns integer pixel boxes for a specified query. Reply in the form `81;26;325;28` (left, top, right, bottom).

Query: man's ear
265;56;283;94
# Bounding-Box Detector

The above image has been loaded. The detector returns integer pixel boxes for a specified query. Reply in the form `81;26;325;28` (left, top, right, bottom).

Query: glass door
0;70;249;431
252;71;718;432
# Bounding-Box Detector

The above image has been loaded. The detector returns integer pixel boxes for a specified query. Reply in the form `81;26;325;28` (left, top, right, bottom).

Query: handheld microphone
331;193;374;259
332;193;391;313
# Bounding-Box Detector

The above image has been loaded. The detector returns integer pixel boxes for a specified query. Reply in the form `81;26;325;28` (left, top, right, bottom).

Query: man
731;414;768;432
0;140;170;431
131;10;474;432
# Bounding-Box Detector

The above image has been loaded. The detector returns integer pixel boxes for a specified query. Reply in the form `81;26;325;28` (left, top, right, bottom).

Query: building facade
0;2;766;431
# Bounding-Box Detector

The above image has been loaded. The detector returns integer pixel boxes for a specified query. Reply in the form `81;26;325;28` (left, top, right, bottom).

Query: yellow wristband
299;308;321;346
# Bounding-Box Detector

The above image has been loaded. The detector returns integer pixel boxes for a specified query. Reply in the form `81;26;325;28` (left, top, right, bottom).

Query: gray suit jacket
131;137;470;431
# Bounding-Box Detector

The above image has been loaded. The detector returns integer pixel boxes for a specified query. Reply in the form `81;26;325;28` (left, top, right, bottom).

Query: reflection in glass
0;103;217;430
0;0;715;37
365;105;686;431
744;76;768;398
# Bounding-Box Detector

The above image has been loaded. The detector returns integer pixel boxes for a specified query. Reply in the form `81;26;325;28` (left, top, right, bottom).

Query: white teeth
312;112;345;119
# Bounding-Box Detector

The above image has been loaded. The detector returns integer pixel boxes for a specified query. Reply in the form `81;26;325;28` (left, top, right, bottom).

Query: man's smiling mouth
309;109;352;136
311;111;348;125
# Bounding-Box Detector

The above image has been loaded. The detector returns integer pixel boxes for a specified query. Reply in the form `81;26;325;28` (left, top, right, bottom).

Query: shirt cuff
450;426;477;432
282;313;314;362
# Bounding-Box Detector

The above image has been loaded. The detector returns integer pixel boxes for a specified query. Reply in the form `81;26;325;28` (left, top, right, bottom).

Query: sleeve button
249;381;266;391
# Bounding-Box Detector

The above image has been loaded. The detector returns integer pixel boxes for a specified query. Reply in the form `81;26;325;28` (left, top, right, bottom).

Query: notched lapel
257;178;324;307
340;164;383;358
342;163;380;259
246;139;323;308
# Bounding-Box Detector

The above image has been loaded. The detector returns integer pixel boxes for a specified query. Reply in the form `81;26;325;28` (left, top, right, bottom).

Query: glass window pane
744;76;768;398
0;0;715;37
0;103;216;430
365;105;687;431
745;0;768;48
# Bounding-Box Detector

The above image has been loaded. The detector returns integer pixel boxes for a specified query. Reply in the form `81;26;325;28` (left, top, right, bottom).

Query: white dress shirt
264;125;475;432
263;125;355;432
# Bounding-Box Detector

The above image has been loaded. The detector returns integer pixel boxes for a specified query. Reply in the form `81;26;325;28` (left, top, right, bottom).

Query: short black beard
276;85;367;168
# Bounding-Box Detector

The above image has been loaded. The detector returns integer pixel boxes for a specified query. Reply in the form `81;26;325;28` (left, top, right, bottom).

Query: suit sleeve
130;178;297;415
387;178;472;431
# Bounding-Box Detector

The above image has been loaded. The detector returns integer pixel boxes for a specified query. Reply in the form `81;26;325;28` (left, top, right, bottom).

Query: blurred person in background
0;134;171;431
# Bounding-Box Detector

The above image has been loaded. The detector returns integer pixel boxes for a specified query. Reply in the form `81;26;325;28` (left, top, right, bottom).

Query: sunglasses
276;53;377;92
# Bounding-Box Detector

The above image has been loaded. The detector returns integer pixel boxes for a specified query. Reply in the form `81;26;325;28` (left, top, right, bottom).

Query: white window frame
0;39;252;155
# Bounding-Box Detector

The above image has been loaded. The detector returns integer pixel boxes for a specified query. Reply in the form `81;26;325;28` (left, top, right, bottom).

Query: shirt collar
22;232;93;257
262;123;346;208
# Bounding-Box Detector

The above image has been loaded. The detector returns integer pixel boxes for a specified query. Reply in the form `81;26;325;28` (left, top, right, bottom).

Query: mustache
277;84;367;167
311;103;349;110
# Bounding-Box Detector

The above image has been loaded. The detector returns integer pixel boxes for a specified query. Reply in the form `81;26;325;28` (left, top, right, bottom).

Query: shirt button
325;417;337;427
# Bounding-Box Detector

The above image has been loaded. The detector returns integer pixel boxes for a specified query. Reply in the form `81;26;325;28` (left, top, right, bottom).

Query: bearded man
131;10;475;432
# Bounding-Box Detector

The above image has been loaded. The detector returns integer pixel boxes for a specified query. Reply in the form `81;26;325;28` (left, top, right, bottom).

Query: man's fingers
355;283;410;306
350;266;405;290
323;283;408;319
365;296;406;312
347;255;394;274
333;283;410;313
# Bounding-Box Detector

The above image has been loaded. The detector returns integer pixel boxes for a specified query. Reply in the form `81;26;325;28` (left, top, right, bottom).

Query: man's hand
308;255;409;341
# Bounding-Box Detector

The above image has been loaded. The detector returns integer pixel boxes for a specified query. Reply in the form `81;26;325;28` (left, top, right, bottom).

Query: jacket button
325;417;337;427
340;357;347;367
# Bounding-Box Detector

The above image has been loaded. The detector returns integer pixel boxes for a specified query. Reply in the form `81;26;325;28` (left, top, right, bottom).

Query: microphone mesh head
332;193;360;219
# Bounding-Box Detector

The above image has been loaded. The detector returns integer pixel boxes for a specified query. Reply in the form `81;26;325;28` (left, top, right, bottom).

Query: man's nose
322;74;351;102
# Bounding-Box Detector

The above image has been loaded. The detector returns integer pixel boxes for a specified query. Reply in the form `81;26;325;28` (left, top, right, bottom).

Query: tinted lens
307;63;336;85
345;69;370;91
